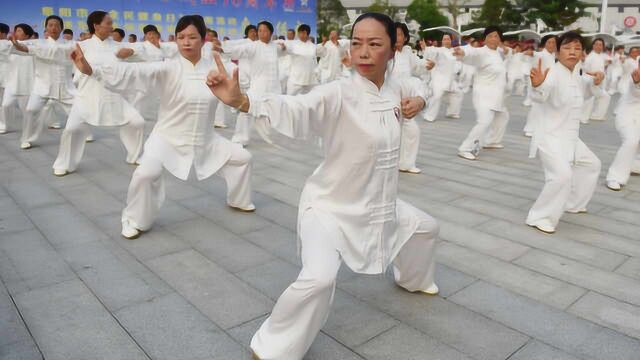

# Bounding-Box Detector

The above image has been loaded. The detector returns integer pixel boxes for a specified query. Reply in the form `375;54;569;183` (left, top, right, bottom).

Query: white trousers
582;92;611;122
121;145;253;230
250;209;438;360
523;103;541;134
527;140;601;229
213;102;233;127
52;104;145;172
606;107;640;185
458;108;509;153
424;89;462;121
507;75;526;96
22;94;73;143
232;112;253;146
0;89;28;132
399;119;420;170
0;87;4;131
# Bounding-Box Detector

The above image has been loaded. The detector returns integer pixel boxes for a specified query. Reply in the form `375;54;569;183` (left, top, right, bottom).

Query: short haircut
14;23;35;38
129;34;137;41
540;34;557;47
483;25;503;41
45;15;64;29
297;24;310;35
112;28;125;38
557;31;583;52
0;23;9;35
395;22;410;45
175;15;206;39
591;37;605;51
143;24;159;35
87;10;108;34
207;28;218;37
244;24;257;37
63;28;73;36
257;21;274;35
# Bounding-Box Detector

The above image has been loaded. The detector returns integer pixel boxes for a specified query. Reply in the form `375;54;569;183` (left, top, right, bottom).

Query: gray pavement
0;93;639;360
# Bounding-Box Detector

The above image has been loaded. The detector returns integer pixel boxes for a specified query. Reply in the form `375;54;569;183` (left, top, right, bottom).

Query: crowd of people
1;10;639;360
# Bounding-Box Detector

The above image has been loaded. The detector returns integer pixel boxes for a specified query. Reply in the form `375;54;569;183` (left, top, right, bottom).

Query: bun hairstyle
351;12;396;51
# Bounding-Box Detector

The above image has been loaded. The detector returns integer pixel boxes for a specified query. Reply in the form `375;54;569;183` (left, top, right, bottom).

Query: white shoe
524;132;533;137
48;123;61;129
424;118;435;122
566;208;587;214
447;114;460;119
0;129;7;134
526;221;555;234
20;142;32;149
458;151;476;160
228;203;256;212
606;180;621;191
483;143;504;149
214;124;228;128
121;221;141;240
53;168;68;177
421;284;439;295
400;167;422;174
85;134;94;142
523;100;532;107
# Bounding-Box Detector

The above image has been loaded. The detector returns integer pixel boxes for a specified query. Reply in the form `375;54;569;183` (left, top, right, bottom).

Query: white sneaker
48;123;61;129
447;114;460;119
20;142;32;149
524;132;533;137
85;134;94;142
53;168;68;177
526;221;555;234
483;143;504;149
400;167;422;174
606;180;621;191
523;100;532;106
421;283;439;295
0;129;7;134
566;208;587;214
121;221;141;240
214;124;228;128
228;203;256;212
458;151;476;160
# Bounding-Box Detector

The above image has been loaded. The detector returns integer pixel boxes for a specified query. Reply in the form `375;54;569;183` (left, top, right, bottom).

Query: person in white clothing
317;30;350;84
505;43;530;96
282;24;318;95
111;28;125;42
0;23;11;135
606;47;640;191
222;21;282;146
526;32;603;234
52;11;145;176
454;26;510;160
10;15;77;149
71;15;255;239
201;30;236;128
423;32;464;122
582;38;612;122
523;34;557;137
278;29;295;93
0;24;35;135
208;13;439;360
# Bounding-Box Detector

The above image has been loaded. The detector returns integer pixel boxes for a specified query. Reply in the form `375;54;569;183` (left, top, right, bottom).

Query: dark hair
14;23;34;38
207;28;218;37
0;23;9;35
244;25;257;37
557;31;583;52
591;37;605;51
298;24;311;35
351;13;396;51
129;34;137;41
483;25;503;41
175;15;206;39
32;32;39;39
112;28;125;38
143;24;159;35
257;21;274;35
540;34;557;47
395;22;410;46
63;28;73;36
87;11;108;34
45;15;64;29
278;35;285;40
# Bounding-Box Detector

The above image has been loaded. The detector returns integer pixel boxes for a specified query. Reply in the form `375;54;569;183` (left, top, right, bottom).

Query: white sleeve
92;61;169;94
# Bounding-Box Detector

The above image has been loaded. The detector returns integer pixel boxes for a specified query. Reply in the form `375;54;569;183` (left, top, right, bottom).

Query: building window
618;6;623;13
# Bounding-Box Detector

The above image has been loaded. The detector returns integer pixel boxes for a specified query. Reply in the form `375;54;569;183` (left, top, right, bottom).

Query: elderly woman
208;12;439;360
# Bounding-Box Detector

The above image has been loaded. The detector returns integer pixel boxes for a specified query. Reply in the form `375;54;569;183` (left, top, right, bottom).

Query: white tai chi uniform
606;51;624;95
15;37;76;145
458;46;509;155
201;43;237;128
423;46;463;121
52;35;145;174
0;40;11;133
89;56;254;231
283;39;318;95
606;61;640;186
390;45;428;172
317;39;349;84
123;40;169;121
582;51;611;122
223;39;282;145
526;62;602;232
1;43;34;133
246;72;438;360
506;51;529;96
523;49;556;136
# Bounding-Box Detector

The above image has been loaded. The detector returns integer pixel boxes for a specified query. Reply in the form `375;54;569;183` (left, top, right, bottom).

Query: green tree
365;0;402;20
407;0;449;29
445;0;468;29
469;0;524;30
316;0;350;37
523;0;588;30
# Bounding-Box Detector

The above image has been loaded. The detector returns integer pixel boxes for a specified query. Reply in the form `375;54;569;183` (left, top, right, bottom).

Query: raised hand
426;59;435;70
70;43;93;76
585;71;605;86
206;52;246;111
632;62;640;84
530;58;549;88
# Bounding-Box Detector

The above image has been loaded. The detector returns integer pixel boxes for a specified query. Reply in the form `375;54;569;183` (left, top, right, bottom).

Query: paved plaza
1;94;639;360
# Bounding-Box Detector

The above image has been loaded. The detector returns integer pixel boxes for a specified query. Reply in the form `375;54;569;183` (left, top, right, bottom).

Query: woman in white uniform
582;38;612;122
208;13;439;360
70;15;255;240
423;32;463;122
523;34;557;137
526;32;603;234
454;26;509;161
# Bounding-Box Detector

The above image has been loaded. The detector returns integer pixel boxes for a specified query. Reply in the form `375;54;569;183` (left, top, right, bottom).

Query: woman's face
258;24;271;43
350;18;394;85
14;27;29;41
485;31;500;50
592;40;604;53
395;27;405;50
544;37;557;53
94;15;113;39
441;34;452;48
46;19;62;40
177;24;204;62
557;39;582;71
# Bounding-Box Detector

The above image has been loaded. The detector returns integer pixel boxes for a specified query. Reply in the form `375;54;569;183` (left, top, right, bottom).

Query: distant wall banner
0;0;316;38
